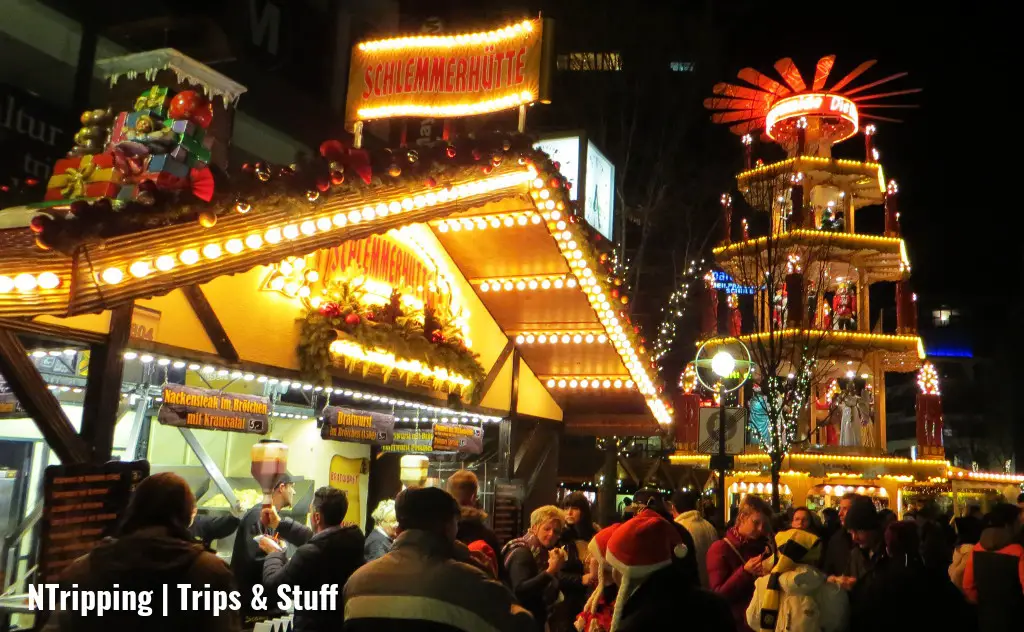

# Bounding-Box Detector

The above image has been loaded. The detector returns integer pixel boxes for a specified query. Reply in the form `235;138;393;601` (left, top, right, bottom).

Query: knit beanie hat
845;497;880;531
604;512;688;631
581;523;621;616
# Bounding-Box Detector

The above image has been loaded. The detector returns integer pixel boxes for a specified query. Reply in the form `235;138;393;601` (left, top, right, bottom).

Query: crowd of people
40;470;1024;632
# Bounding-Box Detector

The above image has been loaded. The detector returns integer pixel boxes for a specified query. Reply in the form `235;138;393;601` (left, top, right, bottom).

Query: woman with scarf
707;496;773;631
745;529;848;632
502;505;569;631
550;494;600;632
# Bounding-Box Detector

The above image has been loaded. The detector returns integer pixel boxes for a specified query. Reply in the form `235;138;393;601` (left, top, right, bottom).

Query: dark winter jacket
502;533;560;629
550;524;595;632
822;529;853;576
617;564;734;632
189;512;240;549
850;556;976;632
963;526;1024;632
41;526;240;632
262;524;364;632
364;527;393;561
229;505;311;616
457;506;501;557
706;527;767;632
344;529;534;632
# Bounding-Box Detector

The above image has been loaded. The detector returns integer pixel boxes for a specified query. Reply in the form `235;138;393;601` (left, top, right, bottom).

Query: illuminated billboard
346;19;552;125
534;134;616;241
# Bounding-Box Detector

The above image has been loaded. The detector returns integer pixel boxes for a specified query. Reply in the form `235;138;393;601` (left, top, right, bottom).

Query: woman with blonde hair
364;499;397;561
502;505;569;629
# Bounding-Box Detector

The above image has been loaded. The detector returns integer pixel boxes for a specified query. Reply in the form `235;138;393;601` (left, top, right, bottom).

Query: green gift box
134;85;171;116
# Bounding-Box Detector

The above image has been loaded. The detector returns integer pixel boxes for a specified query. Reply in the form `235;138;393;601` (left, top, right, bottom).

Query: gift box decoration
174;133;213;165
169;119;204;139
147;153;191;180
138;170;189;191
108;111;131;148
134;85;172;116
44;153;123;201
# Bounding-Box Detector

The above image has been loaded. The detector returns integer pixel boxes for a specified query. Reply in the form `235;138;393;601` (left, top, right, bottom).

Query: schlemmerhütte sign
346;18;552;125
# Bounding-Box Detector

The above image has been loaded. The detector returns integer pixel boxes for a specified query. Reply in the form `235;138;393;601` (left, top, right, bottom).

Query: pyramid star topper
705;56;920;145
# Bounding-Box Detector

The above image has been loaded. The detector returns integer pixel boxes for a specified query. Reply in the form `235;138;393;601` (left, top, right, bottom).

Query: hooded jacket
344;529;535;632
262;524;365;632
42;526;239;632
962;525;1024;631
229;505;311;614
745;565;848;632
707;527;768;632
457;506;501;559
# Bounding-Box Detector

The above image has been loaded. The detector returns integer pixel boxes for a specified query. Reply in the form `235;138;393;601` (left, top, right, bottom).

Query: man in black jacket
190;511;240;549
448;469;501;555
229;473;299;621
823;492;859;577
260;487;364;632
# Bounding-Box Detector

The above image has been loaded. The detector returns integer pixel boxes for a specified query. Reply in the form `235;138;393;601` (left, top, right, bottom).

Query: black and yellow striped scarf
759;529;821;632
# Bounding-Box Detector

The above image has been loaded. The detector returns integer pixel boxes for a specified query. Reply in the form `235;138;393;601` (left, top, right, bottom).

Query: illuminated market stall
670;56;1023;517
0;19;672;612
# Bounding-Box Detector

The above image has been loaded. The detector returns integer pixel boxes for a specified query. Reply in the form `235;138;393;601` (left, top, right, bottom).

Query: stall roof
0;137;670;434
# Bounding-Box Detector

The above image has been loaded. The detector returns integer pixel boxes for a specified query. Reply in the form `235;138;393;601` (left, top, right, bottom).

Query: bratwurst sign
346;18;552;125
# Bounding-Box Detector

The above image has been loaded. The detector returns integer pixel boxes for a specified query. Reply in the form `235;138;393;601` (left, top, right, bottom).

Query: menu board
157;383;269;434
321;406;394;445
39;460;149;582
432;423;483;455
492;479;524;547
380;426;434;454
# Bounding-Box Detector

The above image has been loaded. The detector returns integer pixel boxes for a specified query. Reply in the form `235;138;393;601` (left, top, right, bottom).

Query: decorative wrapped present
134;85;172;116
138;170;189;190
148;154;191;180
174;133;212;166
44;153;124;201
108;111;131;148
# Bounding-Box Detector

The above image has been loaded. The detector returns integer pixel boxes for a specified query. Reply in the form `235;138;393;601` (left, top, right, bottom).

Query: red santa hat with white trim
604;510;688;631
581;523;621;617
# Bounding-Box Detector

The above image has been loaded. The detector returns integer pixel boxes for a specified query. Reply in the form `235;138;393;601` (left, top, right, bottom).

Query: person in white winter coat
746;529;849;632
948;516;982;591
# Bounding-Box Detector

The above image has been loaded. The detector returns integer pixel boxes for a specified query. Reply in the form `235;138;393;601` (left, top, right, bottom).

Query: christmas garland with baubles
29;126;543;254
297;275;485;402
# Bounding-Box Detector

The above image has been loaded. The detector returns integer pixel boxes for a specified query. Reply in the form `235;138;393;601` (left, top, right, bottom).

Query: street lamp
695;339;752;529
711;351;733;529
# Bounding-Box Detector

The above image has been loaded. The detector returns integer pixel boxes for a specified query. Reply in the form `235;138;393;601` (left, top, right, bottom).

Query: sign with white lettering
432;423;483;454
0;84;73;189
765;93;858;140
157;383;269;434
710;270;758;295
321;406;394;445
346;18;551;125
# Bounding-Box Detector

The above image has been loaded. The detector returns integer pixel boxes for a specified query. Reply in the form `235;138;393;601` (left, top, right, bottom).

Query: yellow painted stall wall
401;224;562;422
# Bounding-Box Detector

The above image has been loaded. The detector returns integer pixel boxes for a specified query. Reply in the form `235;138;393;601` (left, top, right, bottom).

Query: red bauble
191;101;214;128
553;161;561;170
633;326;641;334
29;216;47;234
168;90;204;120
482;165;493;174
445;146;457;158
425;176;437;188
611;288;620;298
316;179;331;192
330;170;345;186
429;330;445;344
344;312;361;326
549;177;560;188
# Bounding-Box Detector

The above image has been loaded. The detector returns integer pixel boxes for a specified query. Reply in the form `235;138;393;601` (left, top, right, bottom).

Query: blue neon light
710;270;758;295
927;347;973;358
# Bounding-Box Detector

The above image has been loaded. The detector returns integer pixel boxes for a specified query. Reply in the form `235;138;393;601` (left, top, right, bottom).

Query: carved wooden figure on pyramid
832;281;856;331
772;285;788;329
727;293;742;336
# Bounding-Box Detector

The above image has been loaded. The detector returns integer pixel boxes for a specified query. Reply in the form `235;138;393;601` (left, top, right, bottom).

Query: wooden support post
80;303;133;462
598;439;618;525
182;285;239;363
0;328;91;464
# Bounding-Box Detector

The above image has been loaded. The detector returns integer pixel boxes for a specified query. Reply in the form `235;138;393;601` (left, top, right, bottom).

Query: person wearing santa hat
575;524;621;632
604;510;733;632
